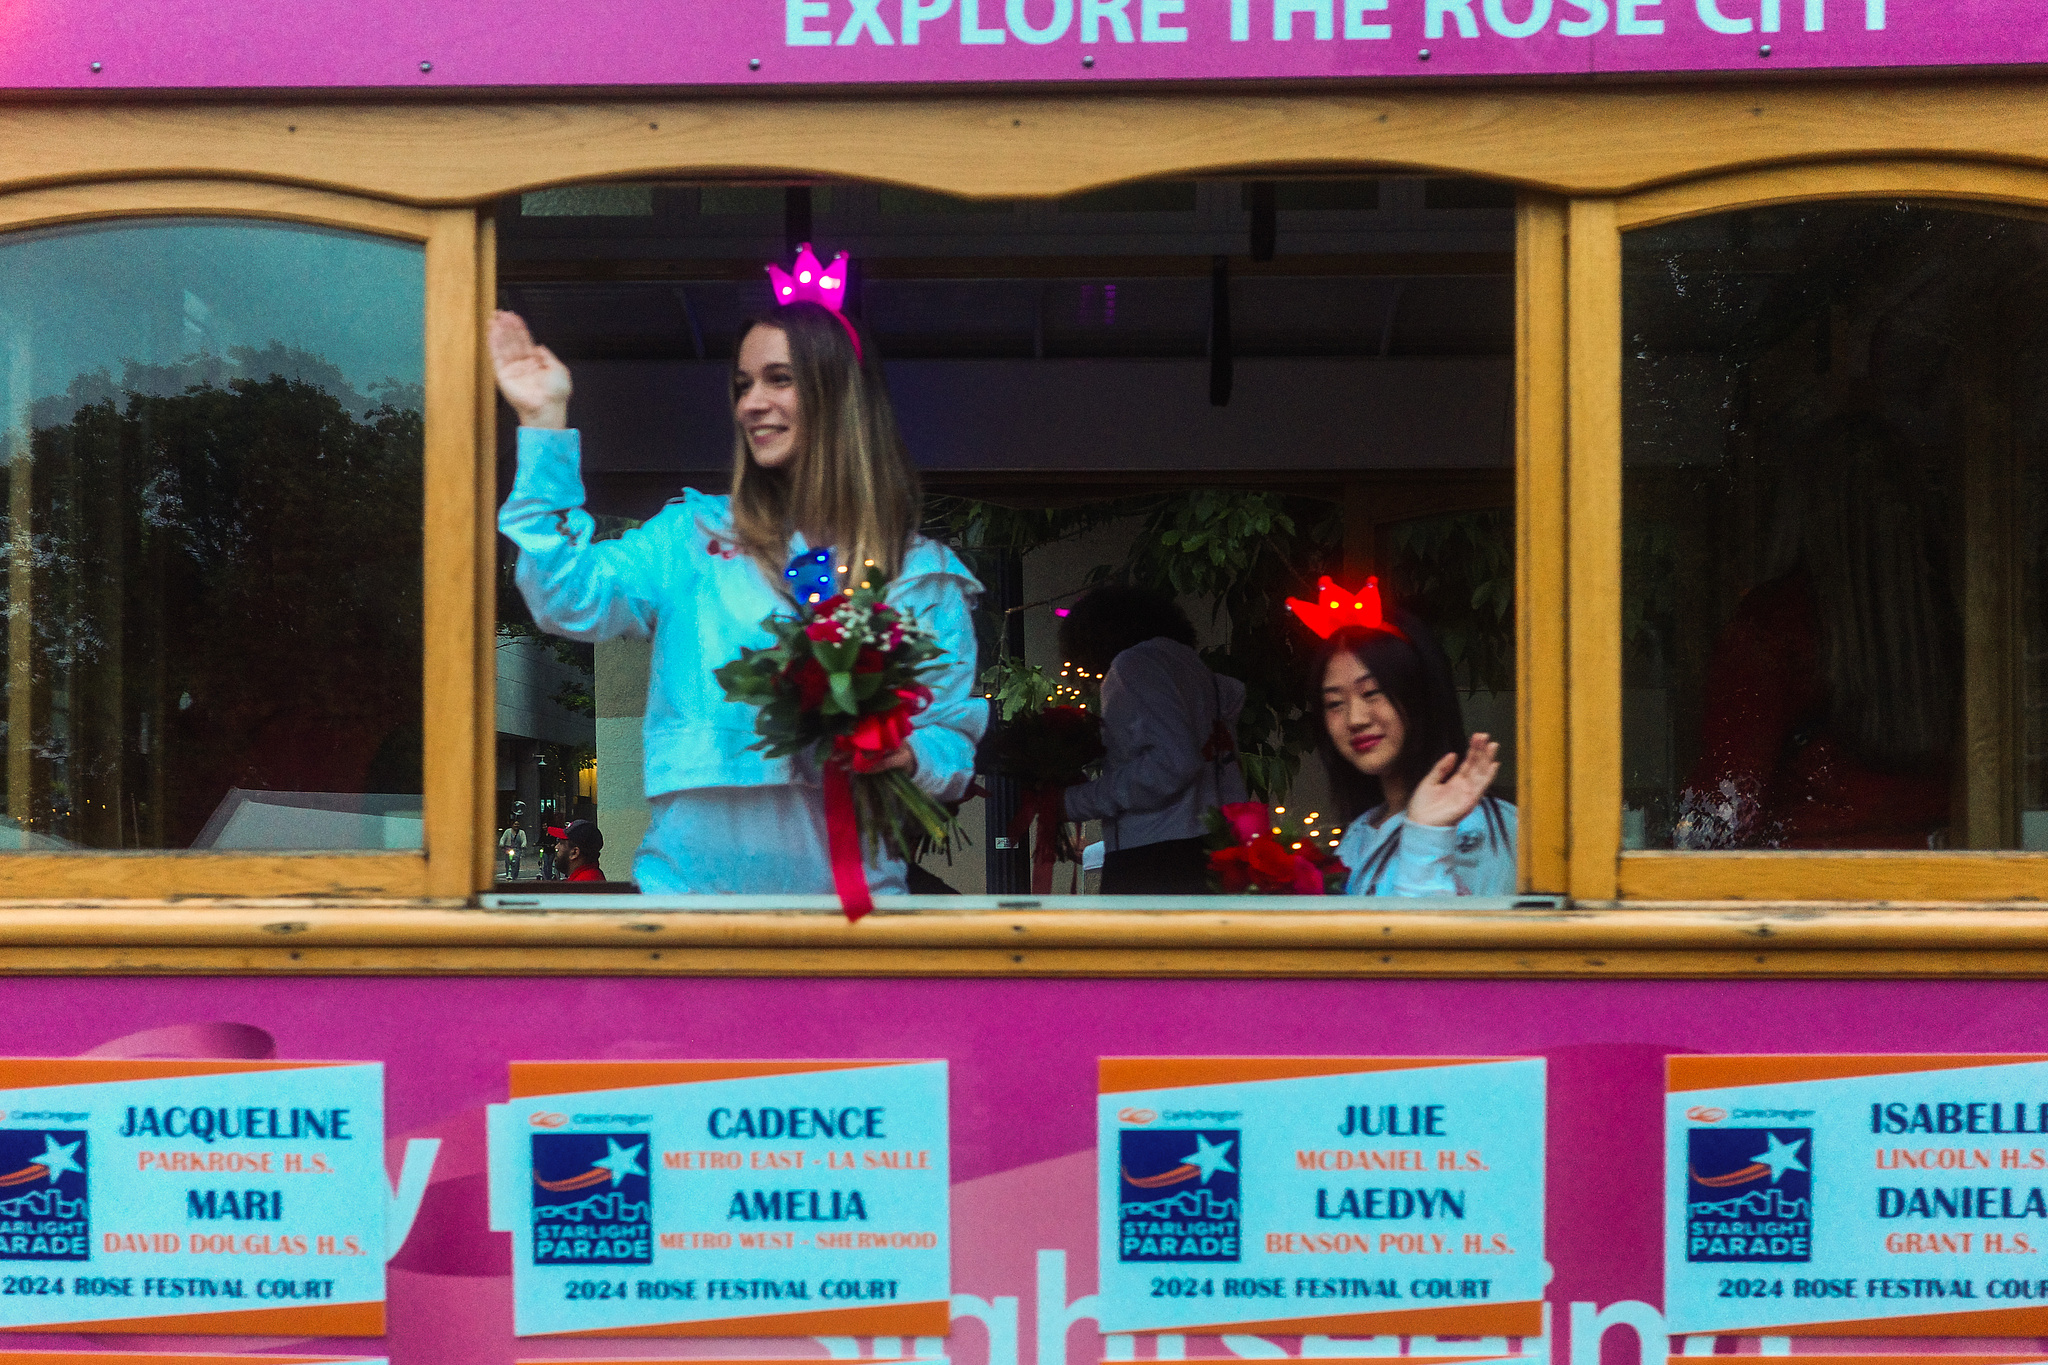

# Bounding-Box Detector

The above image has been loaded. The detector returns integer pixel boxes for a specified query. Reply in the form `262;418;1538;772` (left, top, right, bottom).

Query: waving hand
489;310;572;430
1406;732;1501;829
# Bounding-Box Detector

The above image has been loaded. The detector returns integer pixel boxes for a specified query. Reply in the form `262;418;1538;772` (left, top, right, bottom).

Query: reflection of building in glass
495;634;596;879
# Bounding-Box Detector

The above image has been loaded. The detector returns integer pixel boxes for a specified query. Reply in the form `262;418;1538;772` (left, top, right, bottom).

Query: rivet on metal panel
749;57;762;69
418;60;433;72
1082;54;1095;66
1758;43;1771;54
89;62;102;72
1417;48;1431;58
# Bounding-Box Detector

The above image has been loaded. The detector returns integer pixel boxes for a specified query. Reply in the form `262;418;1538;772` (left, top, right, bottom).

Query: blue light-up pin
784;547;836;607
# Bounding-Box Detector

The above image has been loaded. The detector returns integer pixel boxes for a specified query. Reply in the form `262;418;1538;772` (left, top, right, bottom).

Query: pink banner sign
0;0;2038;90
0;980;2042;1363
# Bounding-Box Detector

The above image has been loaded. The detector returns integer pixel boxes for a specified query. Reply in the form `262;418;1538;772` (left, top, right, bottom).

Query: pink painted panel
0;978;2042;1363
0;0;2035;90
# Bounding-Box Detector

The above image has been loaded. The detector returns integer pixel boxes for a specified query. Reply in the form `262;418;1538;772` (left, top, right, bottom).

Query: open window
489;175;1529;904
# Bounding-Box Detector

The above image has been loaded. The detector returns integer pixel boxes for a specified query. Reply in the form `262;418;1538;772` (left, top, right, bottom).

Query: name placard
488;1060;949;1338
1096;1057;1545;1336
0;1355;387;1364
0;1059;387;1336
1667;1054;2048;1335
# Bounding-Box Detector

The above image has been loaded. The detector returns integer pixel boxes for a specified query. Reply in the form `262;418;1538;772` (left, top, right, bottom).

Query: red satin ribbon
823;763;873;922
1009;784;1073;896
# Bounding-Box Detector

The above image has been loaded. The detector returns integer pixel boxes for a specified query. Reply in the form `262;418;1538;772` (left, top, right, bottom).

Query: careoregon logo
529;1111;569;1128
1118;1108;1157;1125
1686;1106;1727;1123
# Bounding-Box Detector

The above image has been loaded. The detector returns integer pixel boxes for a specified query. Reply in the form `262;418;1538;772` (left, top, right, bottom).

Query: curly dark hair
1057;585;1197;675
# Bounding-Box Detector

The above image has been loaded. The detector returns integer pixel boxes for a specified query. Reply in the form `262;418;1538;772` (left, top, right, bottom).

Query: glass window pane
1623;202;2048;851
0;219;425;851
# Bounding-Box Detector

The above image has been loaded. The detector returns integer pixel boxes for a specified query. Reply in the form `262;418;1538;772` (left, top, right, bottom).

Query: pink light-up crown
766;243;862;359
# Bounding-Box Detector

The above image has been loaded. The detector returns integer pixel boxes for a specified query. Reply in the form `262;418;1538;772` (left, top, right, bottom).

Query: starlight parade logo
1686;1127;1812;1263
0;1130;88;1261
531;1132;652;1266
1118;1129;1240;1263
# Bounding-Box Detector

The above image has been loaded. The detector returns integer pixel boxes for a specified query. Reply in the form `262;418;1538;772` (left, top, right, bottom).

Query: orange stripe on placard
1132;1300;1541;1336
1100;1057;1508;1094
1668;1054;2048;1093
0;1301;383;1337
0;1059;336;1089
0;1355;376;1365
509;1060;911;1098
1668;1358;2048;1365
1689;1162;1770;1187
536;1300;949;1337
1713;1305;2048;1336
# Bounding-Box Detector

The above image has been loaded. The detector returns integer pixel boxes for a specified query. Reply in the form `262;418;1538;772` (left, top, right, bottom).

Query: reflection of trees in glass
1383;509;1514;695
5;346;423;848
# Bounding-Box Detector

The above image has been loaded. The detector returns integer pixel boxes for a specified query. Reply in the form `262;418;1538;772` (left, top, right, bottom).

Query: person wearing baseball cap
554;820;605;882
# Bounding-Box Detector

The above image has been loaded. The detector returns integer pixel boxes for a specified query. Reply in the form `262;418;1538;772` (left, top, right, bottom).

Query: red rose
805;618;846;643
1207;846;1254;894
1289;854;1328;895
1244;836;1299;890
836;699;917;773
1219;800;1271;846
855;647;885;673
784;657;829;711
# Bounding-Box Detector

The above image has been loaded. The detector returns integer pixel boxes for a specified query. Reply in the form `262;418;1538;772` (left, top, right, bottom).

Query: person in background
1315;611;1514;896
1677;417;1956;849
556;819;606;882
1060;586;1246;894
497;804;527;881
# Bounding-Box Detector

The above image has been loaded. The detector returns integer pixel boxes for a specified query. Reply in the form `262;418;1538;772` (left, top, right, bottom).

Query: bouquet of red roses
716;585;959;919
1202;801;1350;895
977;699;1106;893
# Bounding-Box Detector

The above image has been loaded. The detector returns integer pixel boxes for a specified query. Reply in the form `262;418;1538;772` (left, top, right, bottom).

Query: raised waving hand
489;310;572;430
1406;732;1500;829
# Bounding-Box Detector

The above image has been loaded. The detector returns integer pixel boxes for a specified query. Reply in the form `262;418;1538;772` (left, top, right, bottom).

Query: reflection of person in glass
1677;418;1957;849
1058;586;1247;894
490;286;985;895
1315;615;1514;896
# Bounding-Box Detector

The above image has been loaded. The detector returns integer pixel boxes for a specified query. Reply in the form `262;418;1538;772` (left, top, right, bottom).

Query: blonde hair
728;304;920;590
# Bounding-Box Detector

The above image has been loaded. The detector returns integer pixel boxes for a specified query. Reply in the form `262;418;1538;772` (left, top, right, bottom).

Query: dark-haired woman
1315;615;1514;896
1060;586;1247;894
490;298;985;895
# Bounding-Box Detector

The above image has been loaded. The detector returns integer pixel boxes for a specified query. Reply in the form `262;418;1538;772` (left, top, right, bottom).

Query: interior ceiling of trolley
494;177;1513;364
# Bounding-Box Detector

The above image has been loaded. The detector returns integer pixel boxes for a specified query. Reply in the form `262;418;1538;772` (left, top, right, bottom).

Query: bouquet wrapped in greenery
977;660;1106;893
1203;801;1350;895
716;586;960;919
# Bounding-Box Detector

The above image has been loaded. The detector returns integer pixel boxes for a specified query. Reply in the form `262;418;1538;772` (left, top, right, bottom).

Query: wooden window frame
1579;161;2048;903
0;180;490;899
0;94;2043;971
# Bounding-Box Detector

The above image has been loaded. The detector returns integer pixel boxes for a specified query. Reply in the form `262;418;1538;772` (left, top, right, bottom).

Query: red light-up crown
765;243;862;360
1285;576;1407;641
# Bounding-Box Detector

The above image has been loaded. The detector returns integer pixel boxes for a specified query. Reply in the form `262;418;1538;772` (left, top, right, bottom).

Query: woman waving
1313;612;1514;897
493;252;985;895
